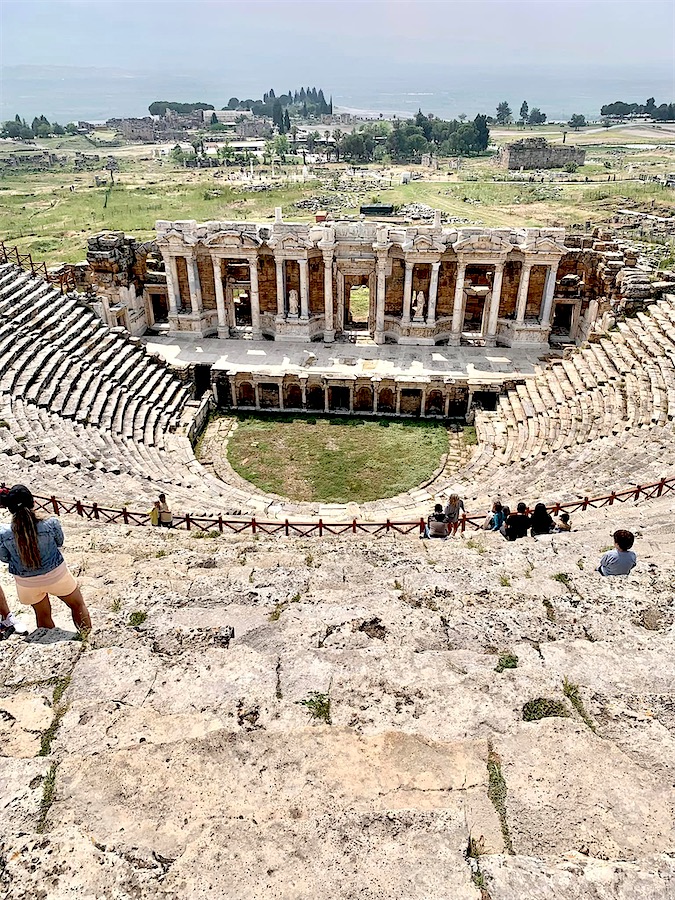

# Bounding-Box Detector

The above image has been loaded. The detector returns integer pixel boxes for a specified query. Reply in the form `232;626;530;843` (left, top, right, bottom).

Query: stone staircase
1;498;674;898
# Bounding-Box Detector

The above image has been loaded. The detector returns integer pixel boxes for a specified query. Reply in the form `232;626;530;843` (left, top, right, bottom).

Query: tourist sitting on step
555;512;572;532
158;493;173;528
423;504;449;539
597;529;637;576
503;502;531;541
0;584;28;638
530;503;555;537
149;500;161;527
482;499;506;532
0;485;92;634
443;493;465;533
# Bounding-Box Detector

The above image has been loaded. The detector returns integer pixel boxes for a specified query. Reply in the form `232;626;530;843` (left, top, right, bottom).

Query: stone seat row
0;266;191;445
471;295;675;471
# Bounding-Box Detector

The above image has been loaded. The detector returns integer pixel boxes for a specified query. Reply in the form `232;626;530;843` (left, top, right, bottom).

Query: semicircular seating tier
1;261;675;520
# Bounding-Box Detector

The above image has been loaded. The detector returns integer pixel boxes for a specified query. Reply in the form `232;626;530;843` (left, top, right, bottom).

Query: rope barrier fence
18;475;675;538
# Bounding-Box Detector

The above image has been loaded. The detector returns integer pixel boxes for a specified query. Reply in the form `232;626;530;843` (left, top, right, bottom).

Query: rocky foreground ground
1;498;674;899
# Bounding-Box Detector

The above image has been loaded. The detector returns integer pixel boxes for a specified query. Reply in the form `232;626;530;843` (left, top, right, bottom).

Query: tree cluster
493;101;547;127
336;111;490;163
600;97;674;121
224;87;333;125
148;101;214;116
1;113;76;140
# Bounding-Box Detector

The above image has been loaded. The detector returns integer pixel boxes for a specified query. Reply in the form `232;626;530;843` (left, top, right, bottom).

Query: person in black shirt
504;502;531;541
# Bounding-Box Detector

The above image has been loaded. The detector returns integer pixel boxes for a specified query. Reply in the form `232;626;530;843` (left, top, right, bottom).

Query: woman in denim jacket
0;485;91;633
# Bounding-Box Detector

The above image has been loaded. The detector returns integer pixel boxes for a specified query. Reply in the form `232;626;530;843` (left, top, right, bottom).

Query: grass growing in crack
297;691;331;724
269;601;287;622
552;572;572;587
542;599;556;622
563;677;597;732
39;707;67;756
127;610;148;627
37;762;58;833
110;598;122;613
495;653;518;673
155;549;167;558
522;697;570;721
487;742;513;854
576;558;585;570
39;676;73;757
499;574;511;587
52;676;71;706
466;538;486;555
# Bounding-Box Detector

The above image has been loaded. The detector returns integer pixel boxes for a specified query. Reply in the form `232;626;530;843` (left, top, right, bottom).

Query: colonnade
158;220;564;346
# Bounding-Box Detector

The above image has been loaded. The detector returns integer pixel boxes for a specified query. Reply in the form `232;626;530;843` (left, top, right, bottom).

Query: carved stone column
427;261;441;326
230;379;237;408
275;258;285;319
254;382;260;410
323;251;335;342
486;261;505;343
248;255;261;339
186;255;203;315
540;262;560;326
450;261;467;344
374;256;387;345
278;382;284;410
166;255;180;316
395;386;401;415
349;384;354;414
515;261;533;323
212;256;228;337
298;258;309;320
402;260;414;325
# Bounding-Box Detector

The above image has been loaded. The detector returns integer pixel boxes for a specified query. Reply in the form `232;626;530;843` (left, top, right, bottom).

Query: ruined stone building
499;137;586;170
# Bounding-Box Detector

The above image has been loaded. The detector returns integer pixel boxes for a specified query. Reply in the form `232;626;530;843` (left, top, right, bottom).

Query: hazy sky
3;0;674;74
1;0;673;120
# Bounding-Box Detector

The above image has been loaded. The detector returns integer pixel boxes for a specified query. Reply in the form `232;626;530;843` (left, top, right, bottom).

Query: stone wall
499;138;586;170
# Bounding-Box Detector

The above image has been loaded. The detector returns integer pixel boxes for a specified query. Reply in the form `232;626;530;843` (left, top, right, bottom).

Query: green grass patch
223;414;450;503
522;697;570;721
127;610;148;627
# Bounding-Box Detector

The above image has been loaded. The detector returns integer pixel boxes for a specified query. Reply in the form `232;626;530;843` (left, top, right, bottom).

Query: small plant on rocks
495;652;518;673
297;691;331;724
127;610;148;627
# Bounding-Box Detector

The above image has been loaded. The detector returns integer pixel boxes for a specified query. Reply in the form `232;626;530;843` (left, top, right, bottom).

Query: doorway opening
194;365;212;400
346;285;370;331
551;302;574;338
150;291;168;324
233;287;252;327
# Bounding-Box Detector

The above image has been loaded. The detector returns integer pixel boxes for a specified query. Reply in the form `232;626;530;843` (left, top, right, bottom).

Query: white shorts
14;562;78;606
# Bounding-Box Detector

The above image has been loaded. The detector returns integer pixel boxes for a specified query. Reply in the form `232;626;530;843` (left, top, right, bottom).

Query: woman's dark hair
532;503;549;519
6;485;42;569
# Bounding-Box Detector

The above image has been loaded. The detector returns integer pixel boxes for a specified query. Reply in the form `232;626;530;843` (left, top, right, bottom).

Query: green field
1;123;674;265
222;414;450;503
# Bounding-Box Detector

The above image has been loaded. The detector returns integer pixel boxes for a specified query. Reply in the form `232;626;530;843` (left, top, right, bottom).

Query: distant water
1;64;672;123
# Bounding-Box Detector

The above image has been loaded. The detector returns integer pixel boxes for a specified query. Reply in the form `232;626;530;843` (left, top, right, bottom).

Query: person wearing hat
0;485;91;633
